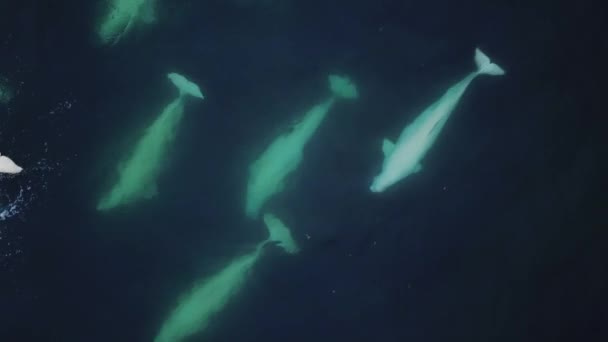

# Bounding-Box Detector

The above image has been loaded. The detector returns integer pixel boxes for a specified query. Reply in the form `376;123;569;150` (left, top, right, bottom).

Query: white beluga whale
370;48;505;193
97;72;203;211
154;213;299;342
245;74;358;218
0;153;23;174
97;0;158;45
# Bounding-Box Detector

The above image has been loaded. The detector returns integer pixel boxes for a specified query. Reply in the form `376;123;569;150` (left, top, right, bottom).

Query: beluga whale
245;74;358;218
97;72;204;211
370;48;505;193
96;0;158;45
0;76;15;104
0;153;23;174
154;213;299;342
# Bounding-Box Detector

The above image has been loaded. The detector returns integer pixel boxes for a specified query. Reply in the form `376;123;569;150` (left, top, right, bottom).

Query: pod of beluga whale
370;48;505;193
82;38;508;341
97;73;204;211
245;74;358;218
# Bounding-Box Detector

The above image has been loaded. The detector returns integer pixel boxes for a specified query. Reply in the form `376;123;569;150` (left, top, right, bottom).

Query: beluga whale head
370;162;421;193
370;172;396;193
370;175;387;193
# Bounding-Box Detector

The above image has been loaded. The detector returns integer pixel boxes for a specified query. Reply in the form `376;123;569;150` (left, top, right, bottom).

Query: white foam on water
0;187;25;221
1;75;71;275
0;155;60;274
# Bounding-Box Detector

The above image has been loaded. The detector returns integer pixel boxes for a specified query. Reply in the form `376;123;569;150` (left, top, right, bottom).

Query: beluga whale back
370;48;505;193
0;153;23;174
245;74;358;219
97;72;204;211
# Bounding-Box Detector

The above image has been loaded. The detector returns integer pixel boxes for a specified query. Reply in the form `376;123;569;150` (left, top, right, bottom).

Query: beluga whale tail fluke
154;212;299;342
329;74;358;99
474;48;505;76
245;74;358;219
168;72;205;99
96;72;204;211
370;47;505;193
263;213;300;254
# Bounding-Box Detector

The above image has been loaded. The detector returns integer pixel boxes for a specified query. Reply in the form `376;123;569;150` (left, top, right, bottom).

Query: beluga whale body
245;74;358;218
97;72;204;211
370;48;505;193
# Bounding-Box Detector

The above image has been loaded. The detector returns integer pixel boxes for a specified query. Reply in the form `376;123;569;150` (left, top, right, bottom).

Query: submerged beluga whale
97;72;203;211
154;213;299;342
97;0;158;45
0;76;15;104
370;48;505;193
245;74;358;218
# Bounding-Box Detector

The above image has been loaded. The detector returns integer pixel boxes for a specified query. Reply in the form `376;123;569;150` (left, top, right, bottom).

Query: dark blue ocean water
1;0;606;341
